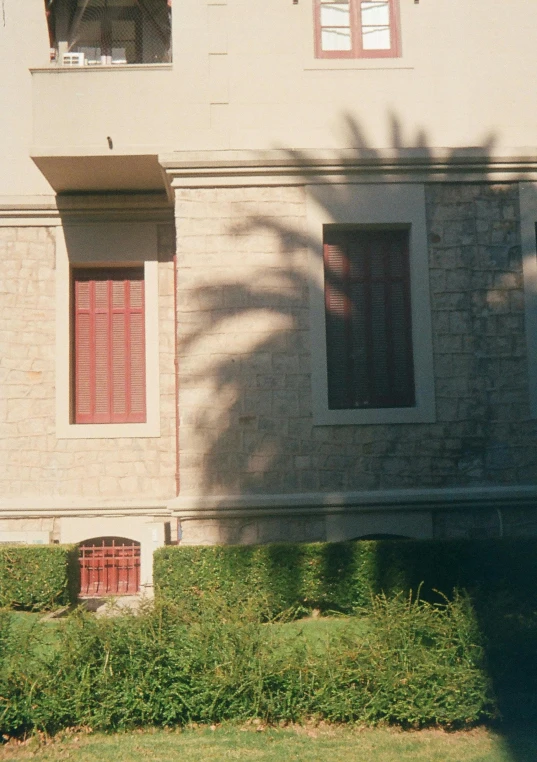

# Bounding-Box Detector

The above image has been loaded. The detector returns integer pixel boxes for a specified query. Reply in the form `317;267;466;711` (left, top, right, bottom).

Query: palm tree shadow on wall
178;112;534;509
176;114;537;752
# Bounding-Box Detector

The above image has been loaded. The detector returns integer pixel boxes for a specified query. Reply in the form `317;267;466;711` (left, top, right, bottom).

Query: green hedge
0;592;495;735
0;545;79;611
154;538;537;615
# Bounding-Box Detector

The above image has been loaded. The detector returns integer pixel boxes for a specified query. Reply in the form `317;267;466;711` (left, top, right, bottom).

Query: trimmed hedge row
0;545;79;610
154;538;537;614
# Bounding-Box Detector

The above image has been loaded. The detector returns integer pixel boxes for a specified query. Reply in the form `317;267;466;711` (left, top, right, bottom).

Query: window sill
313;404;435;427
304;57;413;71
56;421;160;440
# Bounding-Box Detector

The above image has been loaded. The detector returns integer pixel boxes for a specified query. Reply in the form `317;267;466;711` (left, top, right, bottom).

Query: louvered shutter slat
370;281;390;403
129;311;146;418
324;240;352;409
112;310;127;417
74;281;92;421
94;311;111;419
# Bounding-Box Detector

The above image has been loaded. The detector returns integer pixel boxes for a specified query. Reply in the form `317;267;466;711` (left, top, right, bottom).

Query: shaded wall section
175;182;537;500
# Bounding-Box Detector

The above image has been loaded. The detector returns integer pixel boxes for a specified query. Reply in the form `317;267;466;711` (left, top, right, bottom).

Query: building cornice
2;485;536;521
0;498;169;518
169;484;537;520
160;147;537;188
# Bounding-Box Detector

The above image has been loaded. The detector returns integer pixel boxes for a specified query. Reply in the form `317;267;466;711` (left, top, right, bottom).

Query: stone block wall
176;182;537;498
2;181;536;514
175;185;311;496
0;224;176;500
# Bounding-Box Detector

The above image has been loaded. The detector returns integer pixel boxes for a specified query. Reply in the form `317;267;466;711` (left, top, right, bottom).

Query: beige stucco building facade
2;0;537;589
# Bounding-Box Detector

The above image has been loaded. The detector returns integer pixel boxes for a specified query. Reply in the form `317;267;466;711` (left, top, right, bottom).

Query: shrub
154;539;537;615
0;592;496;736
0;545;79;611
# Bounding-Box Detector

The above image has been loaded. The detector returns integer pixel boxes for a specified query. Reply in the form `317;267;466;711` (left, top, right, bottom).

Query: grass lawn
6;609;367;656
5;611;63;660
1;724;537;762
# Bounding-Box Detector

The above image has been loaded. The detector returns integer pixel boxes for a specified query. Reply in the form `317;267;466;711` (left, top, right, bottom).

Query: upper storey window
45;0;172;65
314;0;400;59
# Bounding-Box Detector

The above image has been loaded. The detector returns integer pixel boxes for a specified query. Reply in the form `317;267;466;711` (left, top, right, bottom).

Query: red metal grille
79;537;141;597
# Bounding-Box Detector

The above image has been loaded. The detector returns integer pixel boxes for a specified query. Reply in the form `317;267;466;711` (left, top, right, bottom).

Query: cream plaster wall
0;0;52;195
0;0;531;197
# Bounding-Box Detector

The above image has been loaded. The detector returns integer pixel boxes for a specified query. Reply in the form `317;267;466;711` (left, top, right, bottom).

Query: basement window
45;0;172;66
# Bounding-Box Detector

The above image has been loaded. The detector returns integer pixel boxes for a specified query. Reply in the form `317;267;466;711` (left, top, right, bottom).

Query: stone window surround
306;182;436;425
55;221;161;439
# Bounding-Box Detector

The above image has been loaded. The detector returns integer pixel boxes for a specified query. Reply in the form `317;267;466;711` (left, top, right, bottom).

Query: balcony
31;0;174;193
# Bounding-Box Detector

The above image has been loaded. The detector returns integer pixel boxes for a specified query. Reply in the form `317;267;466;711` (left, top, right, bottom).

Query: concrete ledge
161;147;537;188
0;498;169;518
2;485;536;522
169;485;537;519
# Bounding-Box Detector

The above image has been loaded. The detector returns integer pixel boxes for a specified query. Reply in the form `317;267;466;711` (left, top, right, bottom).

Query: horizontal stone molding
3;486;537;522
0;499;169;519
0;193;173;225
161;148;537;189
169;485;537;520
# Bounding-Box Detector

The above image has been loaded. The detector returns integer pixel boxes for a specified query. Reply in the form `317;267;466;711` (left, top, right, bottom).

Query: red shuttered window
73;268;146;424
324;228;414;410
314;0;400;59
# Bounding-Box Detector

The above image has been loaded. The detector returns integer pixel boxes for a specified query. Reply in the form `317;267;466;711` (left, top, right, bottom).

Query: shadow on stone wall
177;113;537;504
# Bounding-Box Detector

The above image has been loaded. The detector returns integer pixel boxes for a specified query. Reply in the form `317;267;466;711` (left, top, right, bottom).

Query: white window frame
55;222;161;438
307;182;436;425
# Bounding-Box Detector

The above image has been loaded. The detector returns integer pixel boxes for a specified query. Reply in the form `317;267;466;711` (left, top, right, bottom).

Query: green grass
1;725;536;762
5;611;63;660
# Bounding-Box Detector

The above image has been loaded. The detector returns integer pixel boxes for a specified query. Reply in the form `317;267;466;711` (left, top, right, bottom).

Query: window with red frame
73;268;146;424
324;227;414;409
314;0;400;59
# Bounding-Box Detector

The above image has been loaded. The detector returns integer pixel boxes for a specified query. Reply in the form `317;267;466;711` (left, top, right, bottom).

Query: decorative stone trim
168;484;537;519
161;148;537;190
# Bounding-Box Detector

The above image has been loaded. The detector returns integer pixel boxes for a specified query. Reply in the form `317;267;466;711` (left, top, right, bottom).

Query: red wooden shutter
324;228;414;409
74;269;146;424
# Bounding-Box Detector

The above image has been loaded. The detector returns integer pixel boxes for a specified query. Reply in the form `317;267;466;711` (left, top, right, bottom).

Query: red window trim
324;227;415;410
314;0;401;60
73;268;146;425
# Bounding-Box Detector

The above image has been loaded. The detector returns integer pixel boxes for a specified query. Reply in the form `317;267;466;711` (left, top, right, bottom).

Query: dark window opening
45;0;172;65
324;226;415;410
